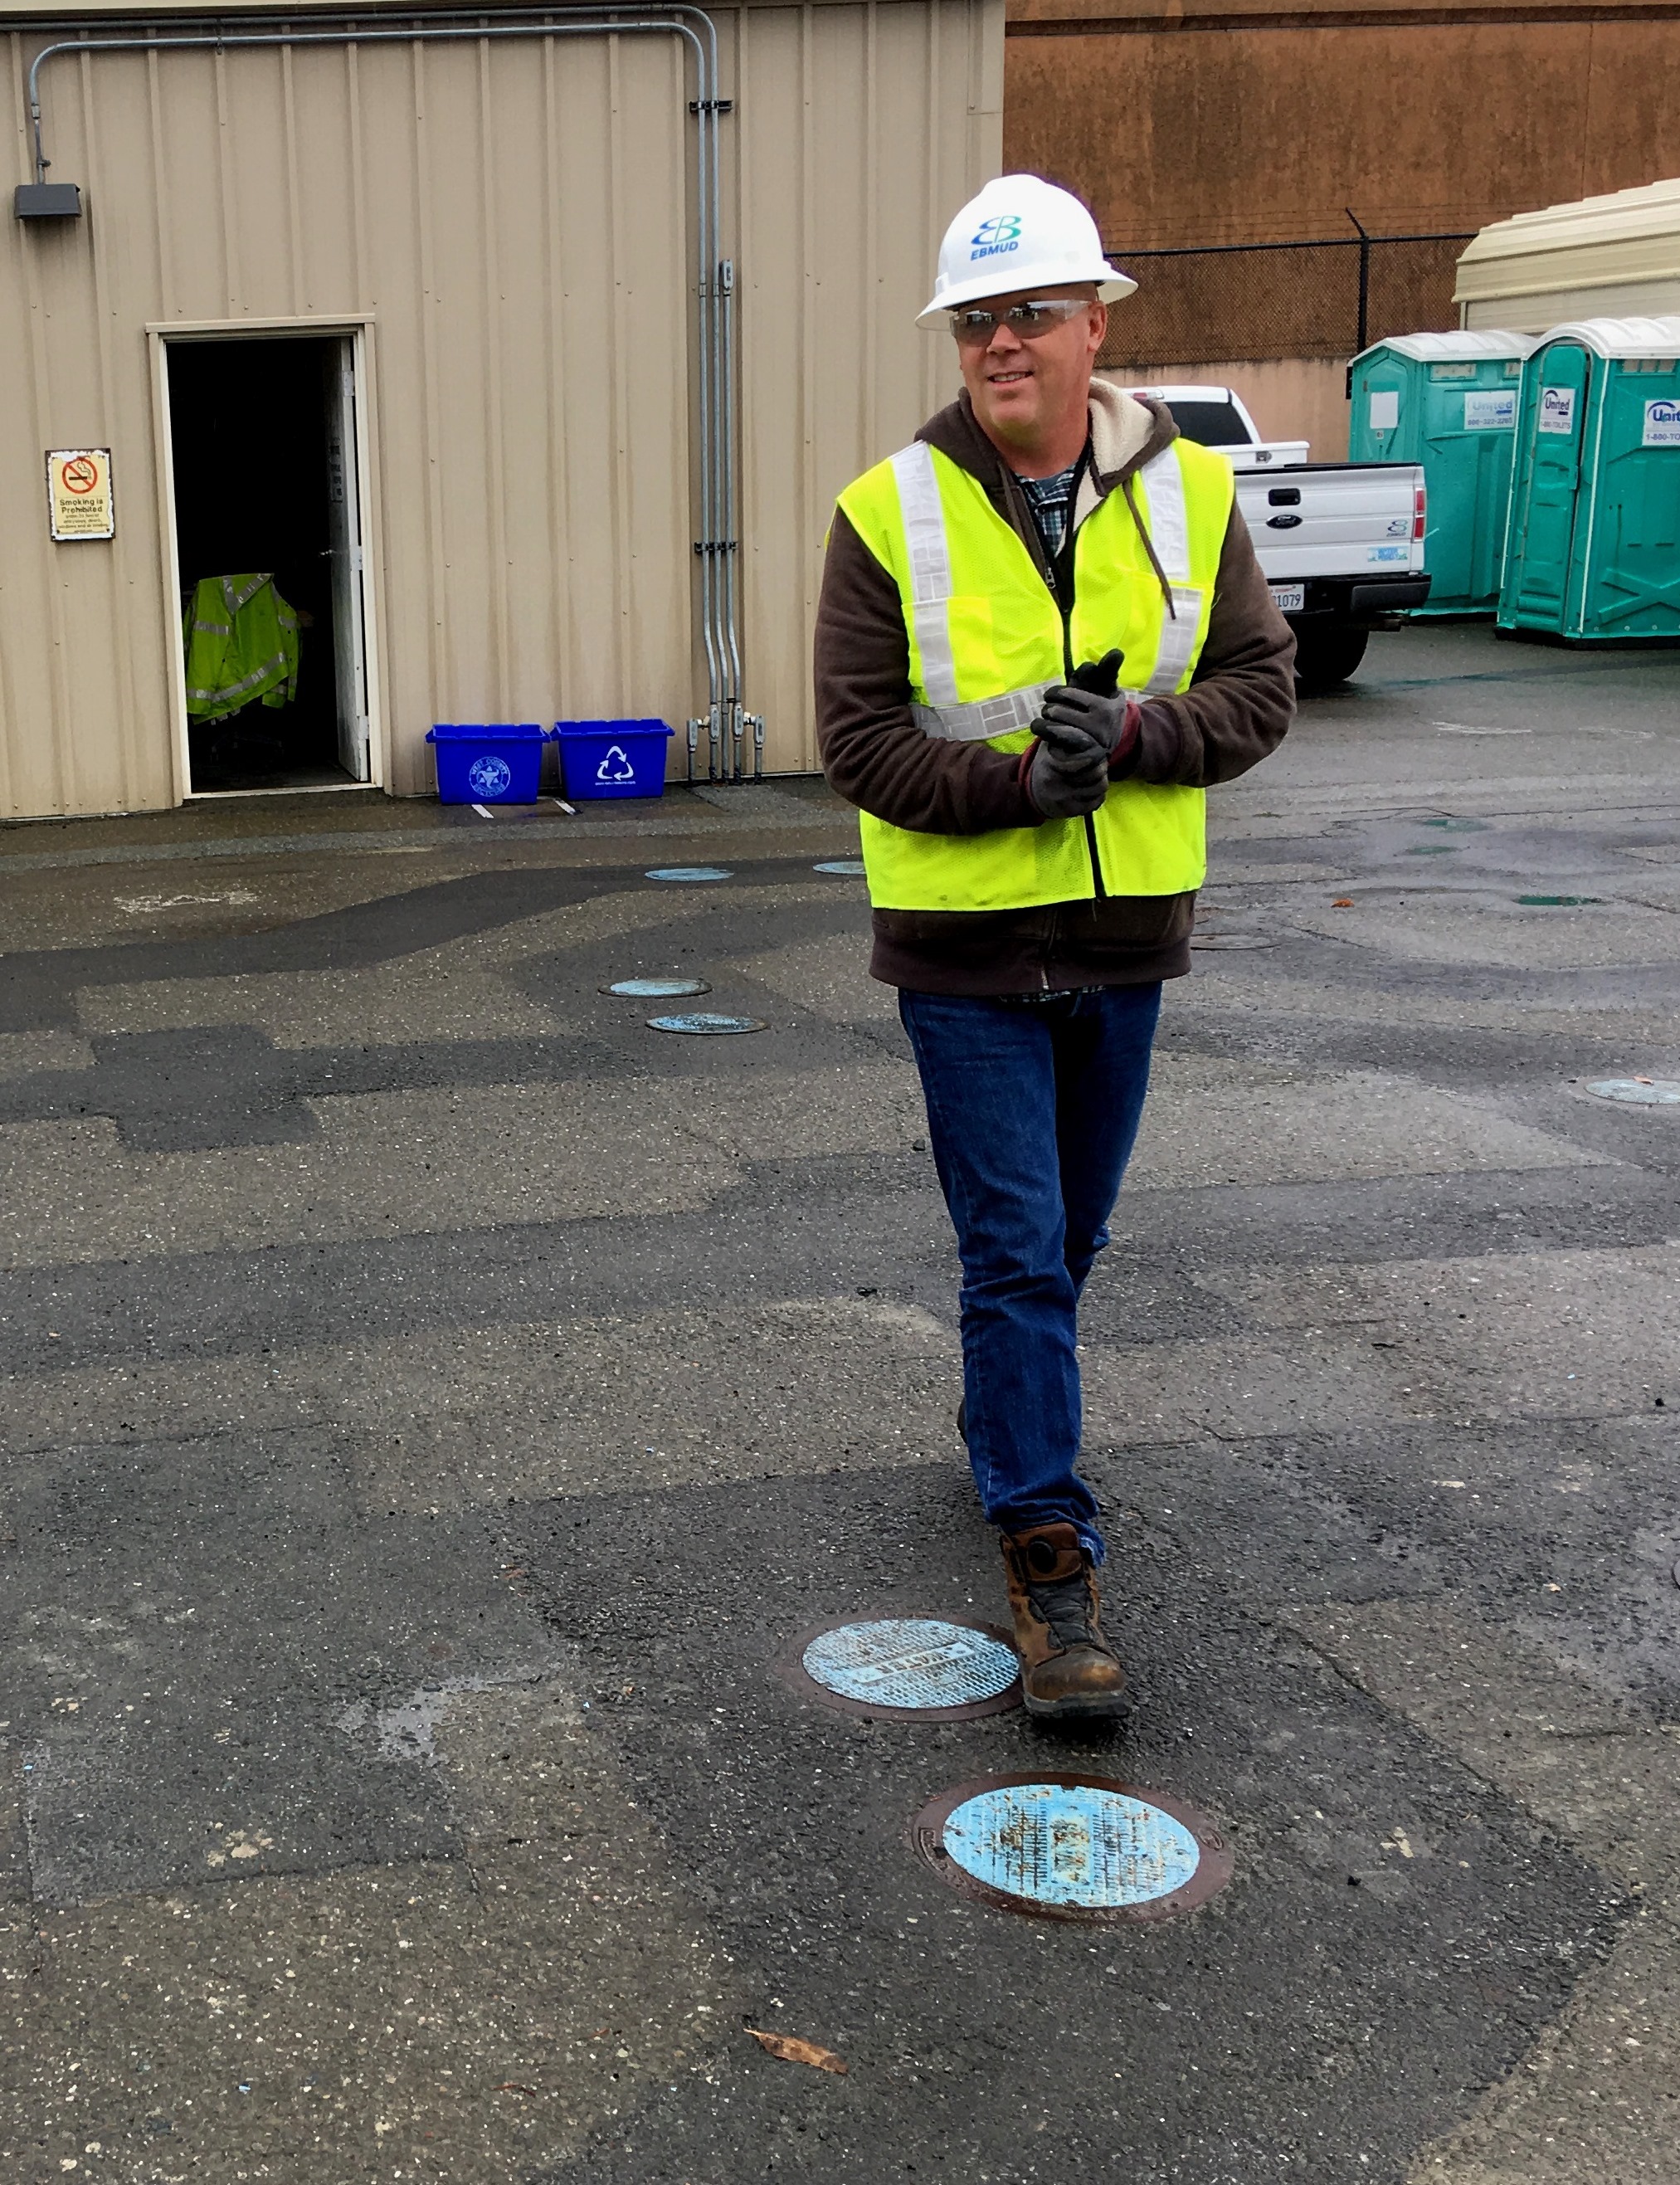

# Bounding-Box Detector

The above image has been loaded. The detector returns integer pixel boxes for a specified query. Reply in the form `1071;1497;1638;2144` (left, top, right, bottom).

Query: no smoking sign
46;447;114;539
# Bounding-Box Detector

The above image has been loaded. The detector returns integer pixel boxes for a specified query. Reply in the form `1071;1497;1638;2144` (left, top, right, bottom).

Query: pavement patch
0;1680;737;2183
1279;1601;1678;2185
0;1060;927;1268
1129;1055;1604;1191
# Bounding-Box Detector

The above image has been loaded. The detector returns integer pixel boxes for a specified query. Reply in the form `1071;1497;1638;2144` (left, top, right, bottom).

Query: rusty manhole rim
776;1612;1024;1722
911;1771;1234;1924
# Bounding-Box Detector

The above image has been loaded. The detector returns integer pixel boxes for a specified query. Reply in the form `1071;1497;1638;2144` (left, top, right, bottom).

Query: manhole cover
645;866;732;882
913;1774;1232;1922
646;1012;767;1035
1405;845;1461;856
1517;895;1603;907
1585;1078;1680;1105
786;1617;1021;1720
601;977;712;998
813;859;867;876
1189;934;1275;950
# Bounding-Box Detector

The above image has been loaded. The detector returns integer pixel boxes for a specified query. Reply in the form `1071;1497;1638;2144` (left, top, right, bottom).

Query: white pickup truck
1123;383;1431;690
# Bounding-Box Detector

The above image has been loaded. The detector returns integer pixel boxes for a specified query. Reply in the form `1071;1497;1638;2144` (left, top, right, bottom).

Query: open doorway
166;334;372;793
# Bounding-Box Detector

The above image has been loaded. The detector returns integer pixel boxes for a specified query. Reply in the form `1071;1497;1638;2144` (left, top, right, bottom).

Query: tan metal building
0;0;1001;817
1456;177;1680;333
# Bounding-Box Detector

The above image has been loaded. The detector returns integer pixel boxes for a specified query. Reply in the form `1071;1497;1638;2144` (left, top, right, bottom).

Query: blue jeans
898;983;1162;1563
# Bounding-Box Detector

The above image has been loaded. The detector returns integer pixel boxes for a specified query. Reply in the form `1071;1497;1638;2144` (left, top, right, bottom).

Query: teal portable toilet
1348;331;1536;613
1500;316;1680;640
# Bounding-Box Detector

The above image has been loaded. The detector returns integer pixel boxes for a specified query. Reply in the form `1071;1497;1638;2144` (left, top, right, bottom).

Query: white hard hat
918;173;1137;329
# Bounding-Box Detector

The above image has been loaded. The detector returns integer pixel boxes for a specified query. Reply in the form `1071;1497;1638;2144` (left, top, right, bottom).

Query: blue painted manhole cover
913;1773;1233;1922
796;1617;1020;1718
1585;1078;1680;1105
645;866;732;882
646;1012;766;1035
813;859;867;876
601;977;712;997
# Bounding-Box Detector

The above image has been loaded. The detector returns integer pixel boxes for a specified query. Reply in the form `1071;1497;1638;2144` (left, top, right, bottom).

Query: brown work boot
1001;1522;1131;1721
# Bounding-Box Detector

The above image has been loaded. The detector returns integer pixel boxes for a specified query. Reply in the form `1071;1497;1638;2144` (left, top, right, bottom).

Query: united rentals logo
1645;397;1680;447
970;213;1022;262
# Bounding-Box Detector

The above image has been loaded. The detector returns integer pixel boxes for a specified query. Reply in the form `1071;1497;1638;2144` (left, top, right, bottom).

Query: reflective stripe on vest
835;433;1233;912
891;444;962;708
889;441;1204;737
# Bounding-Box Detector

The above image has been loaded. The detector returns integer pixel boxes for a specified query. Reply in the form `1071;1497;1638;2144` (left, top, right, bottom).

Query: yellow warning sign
46;448;114;540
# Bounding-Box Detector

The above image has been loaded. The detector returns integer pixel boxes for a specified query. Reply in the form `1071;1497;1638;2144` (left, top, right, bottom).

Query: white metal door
324;340;371;782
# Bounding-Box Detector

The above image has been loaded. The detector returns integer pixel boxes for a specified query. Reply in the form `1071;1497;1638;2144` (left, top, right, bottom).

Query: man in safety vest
816;173;1295;1721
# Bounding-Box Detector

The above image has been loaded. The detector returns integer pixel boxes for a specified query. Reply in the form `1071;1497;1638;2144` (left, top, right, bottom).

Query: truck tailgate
1237;461;1424;583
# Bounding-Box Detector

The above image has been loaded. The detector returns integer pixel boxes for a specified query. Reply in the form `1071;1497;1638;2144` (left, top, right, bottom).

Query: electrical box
15;183;82;219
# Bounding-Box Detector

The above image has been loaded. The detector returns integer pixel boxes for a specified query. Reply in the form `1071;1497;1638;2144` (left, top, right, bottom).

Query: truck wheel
1293;628;1368;692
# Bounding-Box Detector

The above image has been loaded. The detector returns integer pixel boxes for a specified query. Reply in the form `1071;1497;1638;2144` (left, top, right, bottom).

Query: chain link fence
1097;230;1473;370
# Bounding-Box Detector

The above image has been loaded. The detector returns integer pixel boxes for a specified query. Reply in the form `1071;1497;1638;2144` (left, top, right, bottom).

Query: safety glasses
947;299;1093;345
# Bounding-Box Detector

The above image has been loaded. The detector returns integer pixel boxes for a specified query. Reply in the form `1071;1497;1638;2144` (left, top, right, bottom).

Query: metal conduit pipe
24;2;753;779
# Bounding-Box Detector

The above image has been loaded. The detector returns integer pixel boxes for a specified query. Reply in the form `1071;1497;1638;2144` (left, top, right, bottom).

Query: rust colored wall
1004;5;1680;249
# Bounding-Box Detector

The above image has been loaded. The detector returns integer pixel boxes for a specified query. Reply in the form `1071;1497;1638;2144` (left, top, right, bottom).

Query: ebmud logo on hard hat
970;213;1022;262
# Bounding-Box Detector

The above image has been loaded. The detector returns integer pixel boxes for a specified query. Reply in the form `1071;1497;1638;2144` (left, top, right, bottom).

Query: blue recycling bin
1348;331;1536;614
554;718;674;800
1500;316;1680;641
426;722;547;803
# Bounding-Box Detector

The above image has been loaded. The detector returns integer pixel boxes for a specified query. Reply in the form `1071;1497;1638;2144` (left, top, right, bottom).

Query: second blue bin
554;718;674;800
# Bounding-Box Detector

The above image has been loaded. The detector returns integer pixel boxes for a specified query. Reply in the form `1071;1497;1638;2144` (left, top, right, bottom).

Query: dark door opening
168;334;370;793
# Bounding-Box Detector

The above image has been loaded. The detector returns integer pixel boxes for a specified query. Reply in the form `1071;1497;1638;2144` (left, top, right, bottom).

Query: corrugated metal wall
0;0;1001;817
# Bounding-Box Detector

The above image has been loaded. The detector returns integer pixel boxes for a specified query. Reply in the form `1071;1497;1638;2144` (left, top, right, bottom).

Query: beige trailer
1456;177;1680;335
0;0;1001;817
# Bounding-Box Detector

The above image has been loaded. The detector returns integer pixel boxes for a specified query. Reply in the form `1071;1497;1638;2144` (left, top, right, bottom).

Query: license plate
1270;583;1305;612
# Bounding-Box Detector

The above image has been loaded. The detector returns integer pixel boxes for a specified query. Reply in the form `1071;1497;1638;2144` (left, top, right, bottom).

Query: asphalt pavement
1;623;1677;2184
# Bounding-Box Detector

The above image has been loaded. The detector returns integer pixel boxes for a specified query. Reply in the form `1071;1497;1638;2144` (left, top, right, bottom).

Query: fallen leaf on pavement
1332;898;1355;909
747;2028;849;2075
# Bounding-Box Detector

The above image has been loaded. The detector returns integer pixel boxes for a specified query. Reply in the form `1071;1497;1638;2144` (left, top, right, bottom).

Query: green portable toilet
1500;316;1680;640
1348;331;1536;613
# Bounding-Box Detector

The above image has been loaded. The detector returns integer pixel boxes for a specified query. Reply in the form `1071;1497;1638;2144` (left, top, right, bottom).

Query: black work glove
1025;715;1112;819
1040;649;1140;770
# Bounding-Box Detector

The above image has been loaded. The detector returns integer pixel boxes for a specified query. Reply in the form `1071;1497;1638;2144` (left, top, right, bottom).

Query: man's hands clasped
1024;649;1140;820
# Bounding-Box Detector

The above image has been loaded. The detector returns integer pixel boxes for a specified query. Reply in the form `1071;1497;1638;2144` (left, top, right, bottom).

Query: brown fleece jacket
814;383;1296;994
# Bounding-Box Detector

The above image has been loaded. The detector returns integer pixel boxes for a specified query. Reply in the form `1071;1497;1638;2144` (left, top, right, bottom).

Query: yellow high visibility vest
835;436;1234;912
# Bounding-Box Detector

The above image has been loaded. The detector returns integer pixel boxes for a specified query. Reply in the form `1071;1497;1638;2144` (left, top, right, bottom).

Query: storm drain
646;1012;767;1035
1586;1078;1680;1105
813;859;867;876
914;1773;1232;1922
785;1617;1021;1720
601;977;712;998
645;866;733;882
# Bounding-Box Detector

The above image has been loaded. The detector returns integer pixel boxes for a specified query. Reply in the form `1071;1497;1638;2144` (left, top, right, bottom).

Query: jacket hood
916;378;1176;499
914;379;1181;602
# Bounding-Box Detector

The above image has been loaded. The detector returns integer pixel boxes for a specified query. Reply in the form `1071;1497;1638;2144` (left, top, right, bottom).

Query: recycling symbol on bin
596;744;636;785
467;754;513;798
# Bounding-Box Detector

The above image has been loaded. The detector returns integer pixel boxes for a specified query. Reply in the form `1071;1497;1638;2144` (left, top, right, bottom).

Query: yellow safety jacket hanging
836;437;1234;911
183;573;300;724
